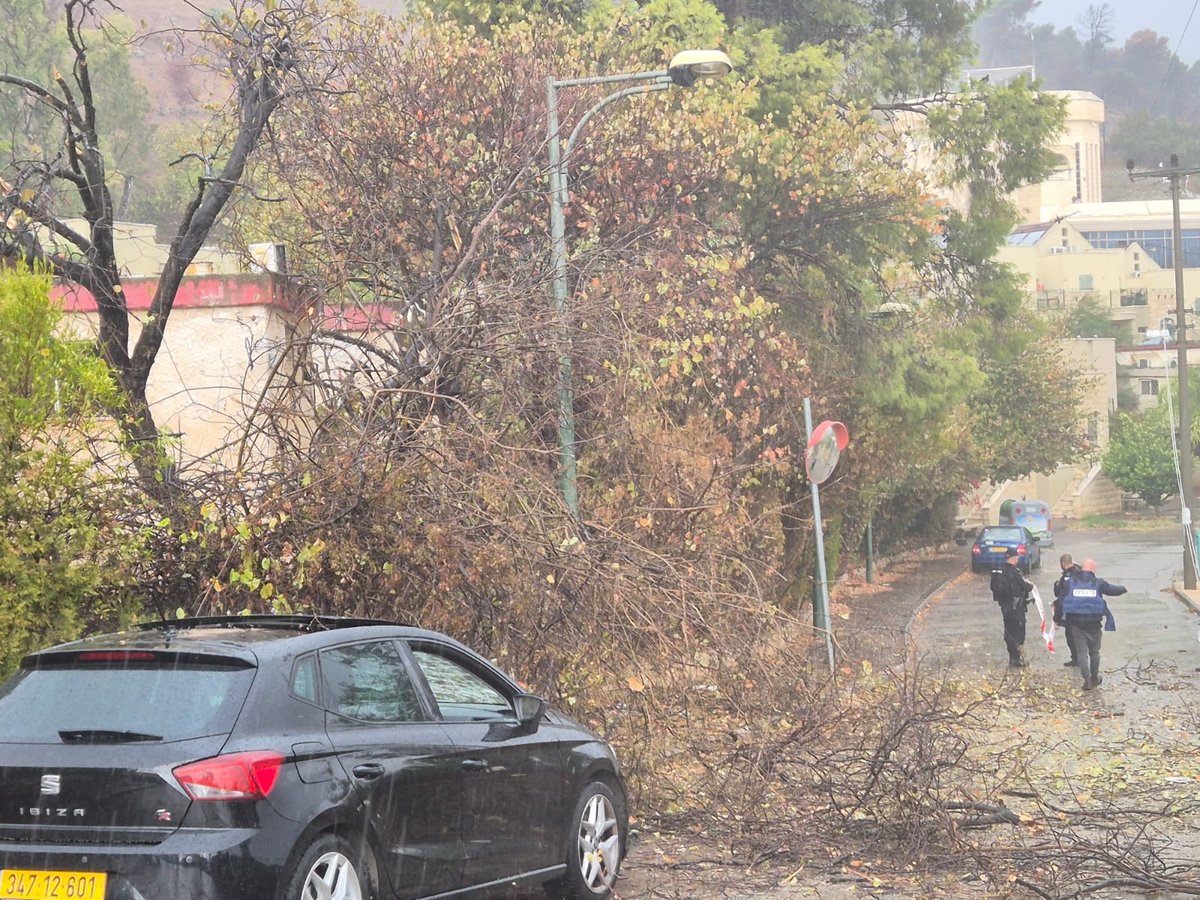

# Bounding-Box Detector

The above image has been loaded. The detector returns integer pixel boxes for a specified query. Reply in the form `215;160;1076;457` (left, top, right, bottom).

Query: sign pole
804;398;836;672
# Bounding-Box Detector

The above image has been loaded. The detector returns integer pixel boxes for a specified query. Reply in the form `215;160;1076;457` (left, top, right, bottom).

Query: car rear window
0;663;254;743
983;528;1023;541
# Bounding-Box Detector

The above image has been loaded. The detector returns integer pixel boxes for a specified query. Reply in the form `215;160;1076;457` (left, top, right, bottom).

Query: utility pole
1129;155;1200;589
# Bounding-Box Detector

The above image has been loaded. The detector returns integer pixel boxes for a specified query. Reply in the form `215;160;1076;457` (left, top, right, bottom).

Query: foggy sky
1030;0;1200;66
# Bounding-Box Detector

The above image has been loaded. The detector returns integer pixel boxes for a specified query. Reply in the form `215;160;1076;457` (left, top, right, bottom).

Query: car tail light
971;545;981;555
174;751;286;801
1017;544;1027;555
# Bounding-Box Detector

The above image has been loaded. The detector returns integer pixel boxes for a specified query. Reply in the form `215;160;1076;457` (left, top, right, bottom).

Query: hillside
89;0;406;119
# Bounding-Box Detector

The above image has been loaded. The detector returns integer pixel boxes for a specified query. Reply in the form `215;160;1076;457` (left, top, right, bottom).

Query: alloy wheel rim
302;850;362;900
576;793;620;894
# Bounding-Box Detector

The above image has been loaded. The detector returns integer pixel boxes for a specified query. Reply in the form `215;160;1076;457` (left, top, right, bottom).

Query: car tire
544;781;624;900
283;832;376;900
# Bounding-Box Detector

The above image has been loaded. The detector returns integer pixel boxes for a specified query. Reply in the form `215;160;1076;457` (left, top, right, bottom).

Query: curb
1171;587;1200;615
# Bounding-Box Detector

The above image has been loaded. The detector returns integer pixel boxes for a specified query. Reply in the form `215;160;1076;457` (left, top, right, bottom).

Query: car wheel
284;833;375;900
545;781;624;900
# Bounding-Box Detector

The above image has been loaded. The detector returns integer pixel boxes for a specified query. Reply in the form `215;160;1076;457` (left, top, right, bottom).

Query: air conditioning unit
1132;271;1142;277
1049;246;1067;254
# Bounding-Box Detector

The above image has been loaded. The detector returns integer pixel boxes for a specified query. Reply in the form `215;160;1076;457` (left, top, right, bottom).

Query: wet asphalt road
608;525;1200;900
915;523;1200;690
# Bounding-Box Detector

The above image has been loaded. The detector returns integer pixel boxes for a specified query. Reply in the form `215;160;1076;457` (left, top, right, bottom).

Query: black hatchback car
0;616;626;900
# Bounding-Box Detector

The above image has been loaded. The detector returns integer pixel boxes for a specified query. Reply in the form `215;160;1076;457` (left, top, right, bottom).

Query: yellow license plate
0;869;106;900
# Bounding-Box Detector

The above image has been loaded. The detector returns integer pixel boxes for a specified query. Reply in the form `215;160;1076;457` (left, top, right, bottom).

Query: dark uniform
991;554;1034;667
1053;559;1082;666
1061;565;1126;690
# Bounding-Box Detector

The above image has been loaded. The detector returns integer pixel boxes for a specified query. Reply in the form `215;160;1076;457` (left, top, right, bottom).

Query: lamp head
667;49;733;87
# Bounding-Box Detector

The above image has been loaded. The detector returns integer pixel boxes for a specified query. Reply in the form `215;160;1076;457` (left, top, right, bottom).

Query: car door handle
461;758;489;772
352;763;386;780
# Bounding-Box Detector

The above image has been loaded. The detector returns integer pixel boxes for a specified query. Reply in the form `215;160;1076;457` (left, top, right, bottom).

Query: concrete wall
52;275;301;469
1063;337;1117;447
58;219;242;278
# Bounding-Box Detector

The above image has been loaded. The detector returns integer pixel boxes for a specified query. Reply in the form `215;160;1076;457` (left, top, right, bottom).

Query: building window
1079;227;1200;269
1138;327;1148;336
1079;275;1094;291
1142;380;1159;396
1138;359;1149;368
1074;143;1083;201
1120;288;1148;306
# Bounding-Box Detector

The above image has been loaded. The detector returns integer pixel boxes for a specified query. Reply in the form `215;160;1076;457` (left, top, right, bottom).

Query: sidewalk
1173;584;1200;614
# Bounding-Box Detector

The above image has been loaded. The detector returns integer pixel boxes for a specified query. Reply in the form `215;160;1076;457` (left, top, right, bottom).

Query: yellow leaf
627;675;646;693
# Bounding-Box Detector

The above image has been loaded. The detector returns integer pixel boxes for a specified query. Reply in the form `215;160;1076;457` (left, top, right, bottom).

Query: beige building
959;91;1140;524
890;87;1105;218
46;221;304;471
1012;91;1105;219
961;337;1123;525
54;273;303;471
57;219;243;278
998;201;1200;411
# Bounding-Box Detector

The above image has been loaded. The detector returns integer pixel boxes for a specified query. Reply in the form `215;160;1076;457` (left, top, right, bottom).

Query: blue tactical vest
1063;570;1105;616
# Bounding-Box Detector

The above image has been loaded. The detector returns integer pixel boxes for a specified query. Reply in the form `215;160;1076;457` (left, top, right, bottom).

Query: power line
1149;0;1200;117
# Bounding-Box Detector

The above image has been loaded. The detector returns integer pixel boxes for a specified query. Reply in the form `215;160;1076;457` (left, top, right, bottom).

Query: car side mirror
512;693;545;726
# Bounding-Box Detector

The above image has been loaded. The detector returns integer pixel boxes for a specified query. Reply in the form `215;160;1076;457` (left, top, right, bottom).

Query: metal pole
546;76;579;519
1128;155;1200;588
1170;156;1197;589
804;398;836;671
545;71;671;522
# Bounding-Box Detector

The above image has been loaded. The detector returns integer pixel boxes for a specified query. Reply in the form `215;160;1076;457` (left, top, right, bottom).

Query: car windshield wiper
58;729;164;744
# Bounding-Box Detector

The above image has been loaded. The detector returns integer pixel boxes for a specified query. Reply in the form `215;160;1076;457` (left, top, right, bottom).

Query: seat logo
40;775;61;796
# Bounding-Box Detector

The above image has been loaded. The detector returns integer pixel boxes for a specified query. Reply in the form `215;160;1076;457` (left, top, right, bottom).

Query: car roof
22;616;480;667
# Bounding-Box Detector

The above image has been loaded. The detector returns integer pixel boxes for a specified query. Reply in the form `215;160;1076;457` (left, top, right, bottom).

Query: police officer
1062;558;1127;691
991;550;1034;667
1053;553;1083;667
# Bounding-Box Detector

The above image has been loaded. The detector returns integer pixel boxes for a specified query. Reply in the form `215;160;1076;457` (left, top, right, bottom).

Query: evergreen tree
0;264;135;673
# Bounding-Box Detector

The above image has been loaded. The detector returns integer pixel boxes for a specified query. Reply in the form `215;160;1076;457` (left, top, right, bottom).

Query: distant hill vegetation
973;0;1200;196
6;0;405;234
103;0;406;120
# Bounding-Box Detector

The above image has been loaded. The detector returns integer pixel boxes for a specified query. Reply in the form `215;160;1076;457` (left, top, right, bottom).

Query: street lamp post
547;50;733;518
1129;154;1200;589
